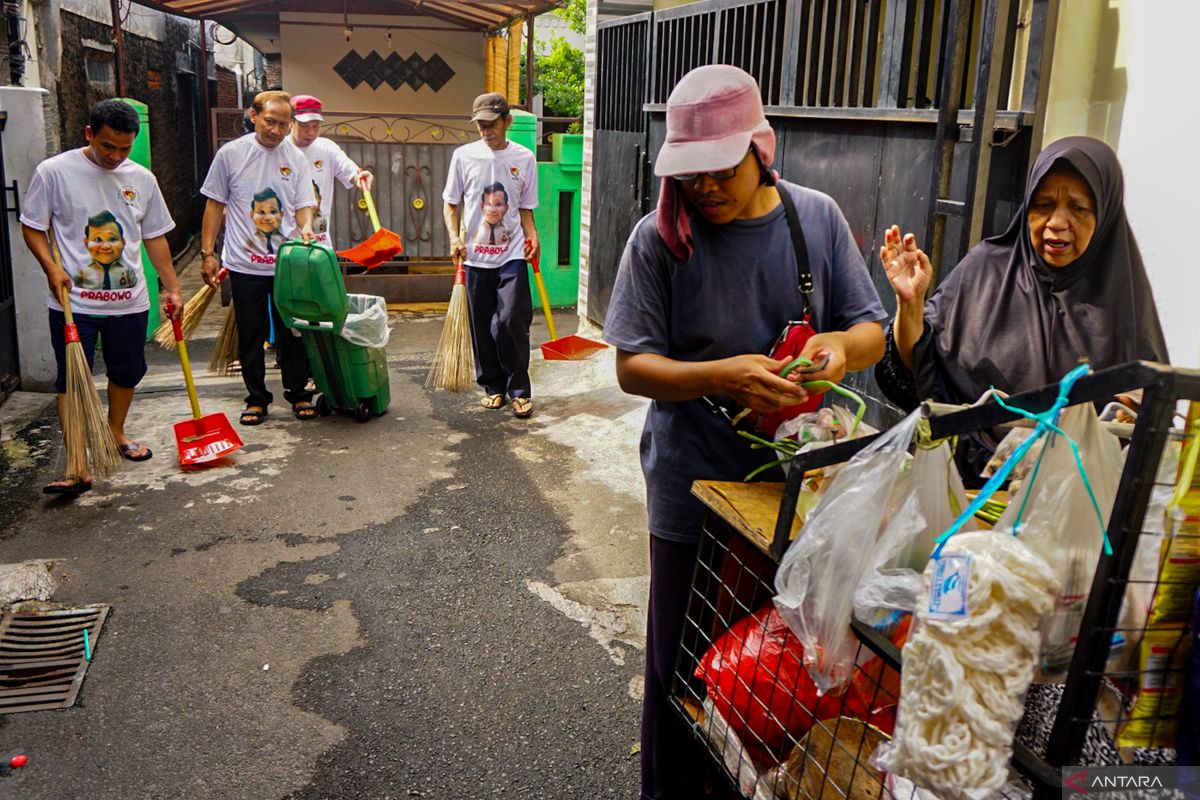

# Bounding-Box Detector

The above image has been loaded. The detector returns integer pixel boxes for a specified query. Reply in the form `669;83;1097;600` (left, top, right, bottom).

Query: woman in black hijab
875;136;1168;474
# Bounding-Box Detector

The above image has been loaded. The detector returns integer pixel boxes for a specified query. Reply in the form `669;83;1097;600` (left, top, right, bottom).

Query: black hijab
918;136;1168;404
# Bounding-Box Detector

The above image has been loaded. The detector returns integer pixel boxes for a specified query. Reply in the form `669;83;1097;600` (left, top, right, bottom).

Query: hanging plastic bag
774;408;923;694
994;403;1124;676
878;531;1060;799
773;405;878;526
855;433;974;621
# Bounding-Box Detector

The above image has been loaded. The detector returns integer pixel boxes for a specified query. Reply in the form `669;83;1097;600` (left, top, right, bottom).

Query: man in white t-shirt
199;90;317;426
289;94;373;248
442;93;540;419
20;99;183;496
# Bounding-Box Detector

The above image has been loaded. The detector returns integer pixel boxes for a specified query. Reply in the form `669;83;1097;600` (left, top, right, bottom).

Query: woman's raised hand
880;225;932;305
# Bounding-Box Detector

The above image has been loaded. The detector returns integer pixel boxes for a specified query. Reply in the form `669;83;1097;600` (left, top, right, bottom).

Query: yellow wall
1042;0;1128;146
278;12;485;121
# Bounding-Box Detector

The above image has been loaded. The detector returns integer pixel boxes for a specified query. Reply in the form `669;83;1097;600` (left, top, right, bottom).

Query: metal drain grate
0;604;109;714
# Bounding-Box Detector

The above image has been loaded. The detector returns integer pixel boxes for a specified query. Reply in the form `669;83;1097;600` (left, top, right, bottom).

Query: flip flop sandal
118;442;153;462
240;407;268;426
512;397;534;419
43;477;93;496
292;401;319;421
480;394;506;410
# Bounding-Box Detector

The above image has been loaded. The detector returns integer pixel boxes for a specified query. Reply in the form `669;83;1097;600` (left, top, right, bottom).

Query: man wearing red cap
603;65;887;799
442;92;540;419
290;94;373;248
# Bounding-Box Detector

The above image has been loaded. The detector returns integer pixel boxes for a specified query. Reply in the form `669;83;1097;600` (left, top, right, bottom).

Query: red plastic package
696;603;841;766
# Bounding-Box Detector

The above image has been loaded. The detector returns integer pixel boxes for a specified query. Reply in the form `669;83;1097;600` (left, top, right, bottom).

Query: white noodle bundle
888;531;1059;797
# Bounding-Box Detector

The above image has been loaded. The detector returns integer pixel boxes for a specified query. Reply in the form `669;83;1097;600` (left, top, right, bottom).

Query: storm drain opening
0;604;110;714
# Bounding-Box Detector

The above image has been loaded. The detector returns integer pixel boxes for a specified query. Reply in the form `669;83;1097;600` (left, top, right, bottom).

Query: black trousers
642;535;706;800
465;259;533;399
229;270;312;409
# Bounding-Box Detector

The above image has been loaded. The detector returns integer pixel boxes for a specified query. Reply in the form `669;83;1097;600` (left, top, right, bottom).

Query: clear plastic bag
773;409;922;694
879;531;1060;800
339;294;390;349
855;438;974;621
995;404;1124;676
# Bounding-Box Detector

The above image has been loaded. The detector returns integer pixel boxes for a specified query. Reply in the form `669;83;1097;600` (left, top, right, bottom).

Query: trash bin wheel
354;401;372;422
316;396;332;417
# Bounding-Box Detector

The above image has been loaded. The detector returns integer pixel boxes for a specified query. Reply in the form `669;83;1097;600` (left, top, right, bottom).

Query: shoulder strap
777;186;813;317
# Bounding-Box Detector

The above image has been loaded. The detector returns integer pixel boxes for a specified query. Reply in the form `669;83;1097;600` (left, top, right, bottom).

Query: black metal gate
0;111;19;401
589;0;1059;362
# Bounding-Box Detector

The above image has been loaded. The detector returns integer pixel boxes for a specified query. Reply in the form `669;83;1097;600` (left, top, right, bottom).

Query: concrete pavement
0;270;652;799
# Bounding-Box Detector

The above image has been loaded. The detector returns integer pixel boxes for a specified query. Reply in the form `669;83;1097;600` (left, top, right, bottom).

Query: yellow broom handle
363;189;382;233
171;313;203;421
530;255;557;341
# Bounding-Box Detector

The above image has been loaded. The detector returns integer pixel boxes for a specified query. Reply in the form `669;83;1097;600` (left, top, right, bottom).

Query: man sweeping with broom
21;99;183;496
441;93;540;419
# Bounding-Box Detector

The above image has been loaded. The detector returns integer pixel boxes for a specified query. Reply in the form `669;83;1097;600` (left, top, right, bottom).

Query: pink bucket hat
654;65;776;177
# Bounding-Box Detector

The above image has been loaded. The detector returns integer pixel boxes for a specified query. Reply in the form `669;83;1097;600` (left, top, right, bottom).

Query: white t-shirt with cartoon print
200;134;316;276
21;148;175;316
443;139;538;269
296;136;359;246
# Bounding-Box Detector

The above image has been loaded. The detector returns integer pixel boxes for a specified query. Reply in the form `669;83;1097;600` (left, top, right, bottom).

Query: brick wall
264;54;282;91
215;64;243;142
56;11;205;252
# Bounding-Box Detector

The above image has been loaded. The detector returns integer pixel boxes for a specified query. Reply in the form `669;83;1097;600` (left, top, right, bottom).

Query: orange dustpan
337;188;403;268
529;251;608;360
170;311;244;465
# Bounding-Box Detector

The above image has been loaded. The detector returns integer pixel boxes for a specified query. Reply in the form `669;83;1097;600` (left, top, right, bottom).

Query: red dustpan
170;311;243;465
337;188;403;268
529;252;608;361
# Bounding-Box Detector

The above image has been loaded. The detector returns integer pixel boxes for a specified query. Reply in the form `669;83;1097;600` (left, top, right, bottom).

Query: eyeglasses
673;164;741;183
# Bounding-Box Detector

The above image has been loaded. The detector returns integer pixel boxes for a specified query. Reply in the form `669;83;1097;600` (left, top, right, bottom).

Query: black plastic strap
778;188;813;317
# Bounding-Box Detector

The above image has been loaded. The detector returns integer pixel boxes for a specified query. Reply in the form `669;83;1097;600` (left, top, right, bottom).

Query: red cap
292;94;323;122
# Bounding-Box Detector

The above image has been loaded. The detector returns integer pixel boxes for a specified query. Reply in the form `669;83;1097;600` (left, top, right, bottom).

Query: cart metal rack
671;361;1200;799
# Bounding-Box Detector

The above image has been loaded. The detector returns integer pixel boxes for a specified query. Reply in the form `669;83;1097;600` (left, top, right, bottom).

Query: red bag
695;604;842;766
741;319;824;436
696;603;906;768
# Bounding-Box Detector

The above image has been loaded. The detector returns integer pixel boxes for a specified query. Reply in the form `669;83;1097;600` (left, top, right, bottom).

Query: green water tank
507;109;538;154
530;133;583;307
116;97;159;340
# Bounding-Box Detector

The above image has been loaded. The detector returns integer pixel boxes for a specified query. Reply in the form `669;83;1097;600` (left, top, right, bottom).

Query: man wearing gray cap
442;92;540;419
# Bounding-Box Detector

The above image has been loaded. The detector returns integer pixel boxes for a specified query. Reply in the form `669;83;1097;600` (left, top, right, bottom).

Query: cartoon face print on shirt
311;181;327;235
246;187;286;255
473;181;513;249
75;210;139;291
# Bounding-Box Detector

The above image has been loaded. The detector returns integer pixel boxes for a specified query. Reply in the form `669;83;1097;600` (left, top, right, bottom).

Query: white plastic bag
880;531;1060;799
855;438;974;619
773;409;922;694
339;294;390;349
994;403;1124;676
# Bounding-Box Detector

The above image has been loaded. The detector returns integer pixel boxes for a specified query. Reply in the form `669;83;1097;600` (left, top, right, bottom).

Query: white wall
1045;0;1200;366
1111;3;1200;366
3;88;53;391
60;0;166;41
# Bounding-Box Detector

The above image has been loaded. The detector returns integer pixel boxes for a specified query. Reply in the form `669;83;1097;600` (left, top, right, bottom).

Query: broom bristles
153;283;217;350
425;284;475;392
63;341;121;478
208;304;239;375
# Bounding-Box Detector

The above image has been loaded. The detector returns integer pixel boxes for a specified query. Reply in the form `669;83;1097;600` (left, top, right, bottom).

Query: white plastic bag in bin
339;294;390;349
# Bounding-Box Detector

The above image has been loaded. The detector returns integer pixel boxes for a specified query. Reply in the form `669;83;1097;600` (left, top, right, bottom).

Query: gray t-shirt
602;181;887;543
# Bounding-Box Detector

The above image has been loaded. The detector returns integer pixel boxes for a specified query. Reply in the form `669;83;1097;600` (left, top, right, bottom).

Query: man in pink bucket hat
603;65;887;799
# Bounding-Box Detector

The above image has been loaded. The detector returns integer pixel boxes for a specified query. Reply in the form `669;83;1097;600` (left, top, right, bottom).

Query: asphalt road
0;303;651;799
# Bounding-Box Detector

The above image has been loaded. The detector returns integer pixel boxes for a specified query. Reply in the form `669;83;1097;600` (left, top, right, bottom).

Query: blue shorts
49;309;149;393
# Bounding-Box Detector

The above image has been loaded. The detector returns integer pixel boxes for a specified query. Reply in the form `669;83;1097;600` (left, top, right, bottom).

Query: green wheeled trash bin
272;241;391;422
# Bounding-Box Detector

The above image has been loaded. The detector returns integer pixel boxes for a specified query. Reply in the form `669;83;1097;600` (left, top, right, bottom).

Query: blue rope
931;364;1112;558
